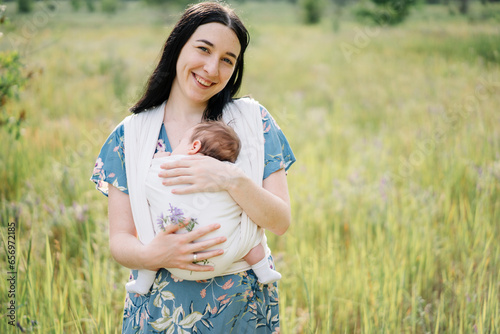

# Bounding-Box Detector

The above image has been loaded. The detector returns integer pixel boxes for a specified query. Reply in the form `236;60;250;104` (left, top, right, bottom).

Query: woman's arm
108;184;227;271
158;156;291;236
227;168;290;236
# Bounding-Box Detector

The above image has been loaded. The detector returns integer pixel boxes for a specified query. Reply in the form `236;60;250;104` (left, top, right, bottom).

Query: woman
91;2;295;332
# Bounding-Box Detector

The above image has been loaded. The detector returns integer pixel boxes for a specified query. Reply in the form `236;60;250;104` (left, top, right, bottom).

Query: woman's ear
188;140;202;154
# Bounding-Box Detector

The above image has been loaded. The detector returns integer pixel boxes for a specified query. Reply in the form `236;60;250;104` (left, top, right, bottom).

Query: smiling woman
90;1;295;333
172;22;241;111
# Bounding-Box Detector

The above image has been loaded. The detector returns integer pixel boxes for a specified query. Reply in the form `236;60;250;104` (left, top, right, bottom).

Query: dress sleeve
90;123;129;196
261;105;296;179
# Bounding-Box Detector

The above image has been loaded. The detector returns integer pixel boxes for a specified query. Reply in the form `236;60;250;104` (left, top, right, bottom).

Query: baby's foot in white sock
125;269;157;295
125;280;151;295
251;257;282;284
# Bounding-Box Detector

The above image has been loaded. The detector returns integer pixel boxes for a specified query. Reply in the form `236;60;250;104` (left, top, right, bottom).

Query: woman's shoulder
109;106;160;136
106;114;132;138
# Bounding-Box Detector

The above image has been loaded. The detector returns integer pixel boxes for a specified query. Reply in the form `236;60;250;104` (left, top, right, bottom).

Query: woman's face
171;22;241;109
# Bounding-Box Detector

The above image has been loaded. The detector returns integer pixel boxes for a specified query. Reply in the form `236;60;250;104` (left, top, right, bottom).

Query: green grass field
1;1;499;333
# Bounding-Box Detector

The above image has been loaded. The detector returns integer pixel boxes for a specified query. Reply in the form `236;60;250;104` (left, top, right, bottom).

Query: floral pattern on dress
259;106;295;179
122;257;280;333
157;139;167;153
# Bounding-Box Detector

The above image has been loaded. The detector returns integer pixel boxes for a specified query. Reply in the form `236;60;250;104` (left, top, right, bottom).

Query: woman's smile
193;73;216;88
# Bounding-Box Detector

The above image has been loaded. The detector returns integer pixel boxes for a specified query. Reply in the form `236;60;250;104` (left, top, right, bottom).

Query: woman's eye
198;47;209;53
222;58;234;66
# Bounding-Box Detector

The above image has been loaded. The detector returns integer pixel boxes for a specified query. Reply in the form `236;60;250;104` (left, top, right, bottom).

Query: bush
85;0;95;12
70;0;81;11
17;0;32;13
0;51;28;200
355;0;418;25
0;51;26;140
102;0;119;14
300;0;323;24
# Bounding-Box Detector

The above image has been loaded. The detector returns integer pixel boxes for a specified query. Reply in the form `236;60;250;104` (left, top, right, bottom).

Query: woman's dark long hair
130;2;249;121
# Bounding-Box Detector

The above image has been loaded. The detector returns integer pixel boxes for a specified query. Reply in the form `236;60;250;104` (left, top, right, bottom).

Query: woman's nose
203;56;219;77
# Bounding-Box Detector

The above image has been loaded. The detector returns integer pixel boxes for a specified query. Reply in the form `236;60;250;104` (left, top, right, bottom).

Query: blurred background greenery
0;0;499;332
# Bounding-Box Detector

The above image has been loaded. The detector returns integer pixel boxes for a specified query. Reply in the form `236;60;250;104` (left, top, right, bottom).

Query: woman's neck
164;97;205;124
165;79;208;123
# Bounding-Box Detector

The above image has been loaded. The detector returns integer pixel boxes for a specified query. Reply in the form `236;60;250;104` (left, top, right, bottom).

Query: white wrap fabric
123;98;269;280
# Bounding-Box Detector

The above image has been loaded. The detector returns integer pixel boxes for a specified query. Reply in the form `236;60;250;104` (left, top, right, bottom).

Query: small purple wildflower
168;203;185;224
156;212;167;231
157;204;198;232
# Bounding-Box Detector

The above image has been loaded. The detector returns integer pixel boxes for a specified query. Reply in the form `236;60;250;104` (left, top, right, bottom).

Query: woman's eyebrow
196;39;237;59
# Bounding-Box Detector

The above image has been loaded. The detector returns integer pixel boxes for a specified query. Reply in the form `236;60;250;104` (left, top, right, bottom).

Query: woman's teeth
195;75;212;87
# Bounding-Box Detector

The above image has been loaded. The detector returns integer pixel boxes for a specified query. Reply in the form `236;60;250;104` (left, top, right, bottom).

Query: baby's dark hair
190;121;241;163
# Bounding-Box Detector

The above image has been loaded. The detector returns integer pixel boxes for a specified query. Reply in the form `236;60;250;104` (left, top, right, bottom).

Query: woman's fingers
160;221;183;234
149;222;226;270
183;250;225;272
161;176;193;187
184;263;215;272
184;223;224;242
194;249;225;262
158;156;202;176
161;222;225;247
158;155;237;193
189;237;226;253
158;167;193;179
168;184;200;195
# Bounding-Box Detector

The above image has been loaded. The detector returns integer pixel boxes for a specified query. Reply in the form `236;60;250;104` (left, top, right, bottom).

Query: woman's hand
143;220;226;272
108;184;226;272
158;155;245;194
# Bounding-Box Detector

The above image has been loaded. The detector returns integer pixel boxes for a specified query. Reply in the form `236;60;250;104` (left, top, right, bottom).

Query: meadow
0;1;499;333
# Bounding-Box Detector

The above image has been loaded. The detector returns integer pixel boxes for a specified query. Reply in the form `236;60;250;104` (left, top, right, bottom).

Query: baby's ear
189;140;202;154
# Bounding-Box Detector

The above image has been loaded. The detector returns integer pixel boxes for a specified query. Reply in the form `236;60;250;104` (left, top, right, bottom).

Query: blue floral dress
91;104;295;333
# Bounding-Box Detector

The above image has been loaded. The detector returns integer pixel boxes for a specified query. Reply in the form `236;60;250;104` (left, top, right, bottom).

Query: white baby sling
123;98;268;279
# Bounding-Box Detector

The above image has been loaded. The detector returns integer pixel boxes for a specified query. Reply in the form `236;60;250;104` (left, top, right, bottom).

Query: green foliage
468;1;500;22
355;0;419;25
0;51;29;200
0;51;26;140
143;0;191;7
300;0;323;24
17;0;32;13
86;0;95;12
407;32;500;65
70;0;82;11
0;2;6;25
101;0;119;14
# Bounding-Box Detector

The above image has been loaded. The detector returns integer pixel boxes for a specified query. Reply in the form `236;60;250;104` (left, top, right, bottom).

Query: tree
300;0;323;24
458;0;468;14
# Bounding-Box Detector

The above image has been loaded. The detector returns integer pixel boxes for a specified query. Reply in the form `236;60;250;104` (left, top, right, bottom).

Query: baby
125;121;281;295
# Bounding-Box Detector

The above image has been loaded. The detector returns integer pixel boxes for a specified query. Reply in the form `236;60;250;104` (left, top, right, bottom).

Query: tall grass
1;1;499;333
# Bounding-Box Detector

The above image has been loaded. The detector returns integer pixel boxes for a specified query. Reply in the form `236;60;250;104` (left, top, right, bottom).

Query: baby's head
173;121;241;163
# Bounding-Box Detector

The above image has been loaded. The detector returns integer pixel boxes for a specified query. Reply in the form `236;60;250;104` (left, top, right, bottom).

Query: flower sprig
156;204;198;232
156;204;212;267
